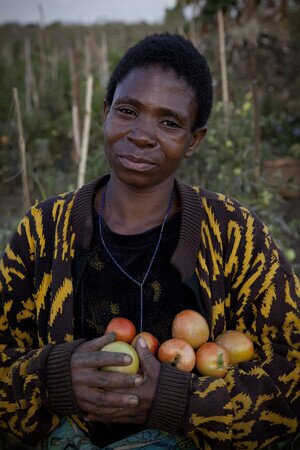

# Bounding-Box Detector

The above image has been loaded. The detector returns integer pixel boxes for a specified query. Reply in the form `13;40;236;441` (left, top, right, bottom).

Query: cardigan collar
71;175;203;282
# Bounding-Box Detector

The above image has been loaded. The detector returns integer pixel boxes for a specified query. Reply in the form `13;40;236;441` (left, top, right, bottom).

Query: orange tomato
131;331;159;355
105;317;136;344
215;330;254;365
158;338;196;372
195;342;230;378
172;309;209;349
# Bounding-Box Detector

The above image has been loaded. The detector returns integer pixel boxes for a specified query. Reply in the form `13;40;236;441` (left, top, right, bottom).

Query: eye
161;119;180;129
117;107;136;116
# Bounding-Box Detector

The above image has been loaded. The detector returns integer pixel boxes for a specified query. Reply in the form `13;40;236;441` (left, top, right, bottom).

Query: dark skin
71;333;159;423
70;65;206;424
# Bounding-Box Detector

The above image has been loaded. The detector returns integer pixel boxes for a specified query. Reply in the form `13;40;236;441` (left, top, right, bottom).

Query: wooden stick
217;9;229;126
253;78;261;182
84;35;91;79
77;75;93;188
51;47;58;81
69;47;81;162
31;66;40;112
24;38;40;112
37;4;47;90
189;3;197;46
24;38;32;113
72;103;81;162
99;31;109;89
13;87;31;211
251;43;261;183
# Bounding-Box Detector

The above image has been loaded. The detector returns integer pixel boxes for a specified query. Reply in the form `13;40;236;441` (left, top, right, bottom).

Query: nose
127;121;157;148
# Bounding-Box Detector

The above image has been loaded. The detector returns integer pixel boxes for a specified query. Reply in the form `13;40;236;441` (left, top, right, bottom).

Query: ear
184;127;207;159
102;99;110;124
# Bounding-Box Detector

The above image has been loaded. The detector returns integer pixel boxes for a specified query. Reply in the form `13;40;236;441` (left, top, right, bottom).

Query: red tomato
215;330;254;365
172;309;209;349
158;338;196;373
105;317;136;344
195;342;230;378
131;331;159;355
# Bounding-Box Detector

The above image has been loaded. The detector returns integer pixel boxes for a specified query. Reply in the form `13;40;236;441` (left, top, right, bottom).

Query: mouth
118;154;157;171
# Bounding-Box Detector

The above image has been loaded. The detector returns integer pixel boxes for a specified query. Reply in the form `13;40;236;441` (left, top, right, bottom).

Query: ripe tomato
195;342;230;378
131;331;159;355
172;309;209;349
158;338;196;372
215;330;254;365
101;341;139;374
105;317;136;344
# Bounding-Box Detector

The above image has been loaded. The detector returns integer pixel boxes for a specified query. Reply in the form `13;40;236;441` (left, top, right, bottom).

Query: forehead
112;65;196;111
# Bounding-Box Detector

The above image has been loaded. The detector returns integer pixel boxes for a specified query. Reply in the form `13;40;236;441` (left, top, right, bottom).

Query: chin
111;168;158;189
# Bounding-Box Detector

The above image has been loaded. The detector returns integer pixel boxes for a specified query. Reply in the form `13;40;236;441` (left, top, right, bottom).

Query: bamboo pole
25;38;32;114
217;9;229;126
37;4;47;90
99;31;109;89
24;38;40;112
31;68;40;112
13;87;31;211
77;75;93;188
84;35;91;78
51;47;58;81
72;103;81;162
69;47;81;162
251;43;261;183
253;78;261;182
189;3;197;46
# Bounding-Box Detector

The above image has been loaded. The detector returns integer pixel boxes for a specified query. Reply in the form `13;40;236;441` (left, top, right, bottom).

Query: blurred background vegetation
0;0;299;276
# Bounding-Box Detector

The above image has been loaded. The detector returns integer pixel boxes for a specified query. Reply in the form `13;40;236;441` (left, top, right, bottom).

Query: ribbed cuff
46;339;85;415
147;363;191;434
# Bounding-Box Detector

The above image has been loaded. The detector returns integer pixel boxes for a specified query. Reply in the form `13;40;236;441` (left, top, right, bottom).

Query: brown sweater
0;175;299;448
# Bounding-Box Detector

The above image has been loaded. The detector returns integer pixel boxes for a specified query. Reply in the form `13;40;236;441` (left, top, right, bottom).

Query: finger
86;370;143;389
72;350;132;369
135;337;158;373
81;403;127;418
77;332;115;352
78;390;139;412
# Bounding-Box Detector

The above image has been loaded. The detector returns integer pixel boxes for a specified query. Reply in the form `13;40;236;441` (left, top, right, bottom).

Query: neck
94;174;179;234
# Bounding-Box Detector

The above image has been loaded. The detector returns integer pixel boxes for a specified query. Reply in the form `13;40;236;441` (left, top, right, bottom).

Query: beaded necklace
98;184;175;332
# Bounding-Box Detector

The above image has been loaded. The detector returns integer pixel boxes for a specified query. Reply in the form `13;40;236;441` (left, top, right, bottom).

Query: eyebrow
114;96;186;122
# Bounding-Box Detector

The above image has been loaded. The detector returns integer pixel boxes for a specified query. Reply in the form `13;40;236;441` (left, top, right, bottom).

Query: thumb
135;337;156;373
78;332;115;352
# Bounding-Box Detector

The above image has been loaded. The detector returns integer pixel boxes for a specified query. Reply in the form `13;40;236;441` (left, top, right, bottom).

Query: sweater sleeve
181;207;300;448
0;206;81;445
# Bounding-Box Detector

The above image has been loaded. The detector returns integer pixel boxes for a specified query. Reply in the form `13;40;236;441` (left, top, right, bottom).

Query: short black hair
106;33;213;129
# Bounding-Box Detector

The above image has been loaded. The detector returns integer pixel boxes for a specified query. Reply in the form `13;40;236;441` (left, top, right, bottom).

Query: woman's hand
84;337;161;424
70;333;144;421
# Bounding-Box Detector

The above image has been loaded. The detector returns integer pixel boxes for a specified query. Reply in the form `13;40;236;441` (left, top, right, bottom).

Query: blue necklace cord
98;184;175;332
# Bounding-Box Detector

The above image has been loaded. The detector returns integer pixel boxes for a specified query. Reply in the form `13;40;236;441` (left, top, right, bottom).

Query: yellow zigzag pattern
49;277;73;326
31;204;46;257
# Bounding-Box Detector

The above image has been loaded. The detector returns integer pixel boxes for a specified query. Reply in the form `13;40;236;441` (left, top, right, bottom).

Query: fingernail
135;376;143;386
129;396;139;406
124;355;132;364
108;331;115;340
139;338;147;348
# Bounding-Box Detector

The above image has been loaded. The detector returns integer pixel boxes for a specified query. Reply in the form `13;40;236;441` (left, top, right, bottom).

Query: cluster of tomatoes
101;310;254;378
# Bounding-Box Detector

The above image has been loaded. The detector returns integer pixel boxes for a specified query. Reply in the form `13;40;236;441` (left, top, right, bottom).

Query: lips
118;154;157;171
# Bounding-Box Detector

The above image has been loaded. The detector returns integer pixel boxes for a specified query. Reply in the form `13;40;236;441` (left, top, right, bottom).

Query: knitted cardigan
0;175;299;449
